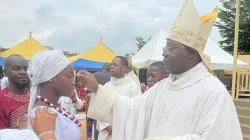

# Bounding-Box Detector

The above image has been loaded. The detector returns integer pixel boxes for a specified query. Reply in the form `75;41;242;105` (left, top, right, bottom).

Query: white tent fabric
132;29;248;70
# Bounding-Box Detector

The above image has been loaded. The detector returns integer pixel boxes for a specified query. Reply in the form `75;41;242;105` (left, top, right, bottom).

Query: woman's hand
30;107;57;136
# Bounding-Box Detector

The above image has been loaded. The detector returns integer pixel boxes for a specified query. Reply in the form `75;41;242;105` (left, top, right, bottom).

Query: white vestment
88;63;243;140
97;76;141;140
127;71;140;86
58;90;84;115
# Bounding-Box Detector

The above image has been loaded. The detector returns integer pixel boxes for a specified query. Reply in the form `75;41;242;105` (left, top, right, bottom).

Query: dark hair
115;56;128;67
149;61;168;74
102;62;111;72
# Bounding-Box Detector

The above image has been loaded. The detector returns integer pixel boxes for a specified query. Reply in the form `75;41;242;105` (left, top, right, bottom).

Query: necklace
37;95;82;127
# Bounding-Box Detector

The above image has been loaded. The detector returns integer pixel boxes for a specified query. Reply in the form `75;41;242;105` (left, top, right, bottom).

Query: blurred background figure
126;56;140;86
141;61;169;93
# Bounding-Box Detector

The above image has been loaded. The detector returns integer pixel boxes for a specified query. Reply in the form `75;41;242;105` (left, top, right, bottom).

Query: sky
0;0;221;55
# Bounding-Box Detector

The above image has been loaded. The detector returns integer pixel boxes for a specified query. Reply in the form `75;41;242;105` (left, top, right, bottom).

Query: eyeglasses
163;45;180;52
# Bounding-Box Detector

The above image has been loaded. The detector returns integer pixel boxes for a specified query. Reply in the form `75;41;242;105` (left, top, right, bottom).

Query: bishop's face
162;39;190;75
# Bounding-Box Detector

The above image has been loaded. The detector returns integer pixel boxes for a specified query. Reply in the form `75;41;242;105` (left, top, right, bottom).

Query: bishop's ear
122;66;127;72
164;73;169;78
187;47;198;59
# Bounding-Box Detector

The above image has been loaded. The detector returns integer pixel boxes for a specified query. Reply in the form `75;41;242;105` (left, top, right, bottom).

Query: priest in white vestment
97;56;141;140
126;56;140;86
78;1;243;140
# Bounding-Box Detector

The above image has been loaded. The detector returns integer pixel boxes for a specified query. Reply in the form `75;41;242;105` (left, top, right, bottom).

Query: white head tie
27;50;70;112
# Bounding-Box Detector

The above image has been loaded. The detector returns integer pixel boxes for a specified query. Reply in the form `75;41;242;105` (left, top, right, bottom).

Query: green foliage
135;36;152;51
215;0;250;54
63;51;79;57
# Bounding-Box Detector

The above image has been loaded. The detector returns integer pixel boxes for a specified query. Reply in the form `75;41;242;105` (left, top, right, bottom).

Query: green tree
135;36;152;51
63;51;79;57
215;0;250;54
125;53;135;57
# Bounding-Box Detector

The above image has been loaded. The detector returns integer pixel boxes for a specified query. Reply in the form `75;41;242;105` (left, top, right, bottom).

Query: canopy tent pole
231;0;241;99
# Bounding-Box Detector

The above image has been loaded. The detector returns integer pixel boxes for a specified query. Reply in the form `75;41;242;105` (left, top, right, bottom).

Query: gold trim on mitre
168;0;218;75
168;0;218;52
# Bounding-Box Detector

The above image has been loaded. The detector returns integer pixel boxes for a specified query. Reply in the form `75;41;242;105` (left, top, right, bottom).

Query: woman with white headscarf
27;50;81;140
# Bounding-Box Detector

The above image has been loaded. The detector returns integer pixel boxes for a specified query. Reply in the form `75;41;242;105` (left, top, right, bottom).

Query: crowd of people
0;0;244;139
0;50;166;140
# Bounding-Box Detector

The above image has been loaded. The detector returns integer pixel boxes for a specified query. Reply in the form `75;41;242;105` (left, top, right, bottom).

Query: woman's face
53;64;75;97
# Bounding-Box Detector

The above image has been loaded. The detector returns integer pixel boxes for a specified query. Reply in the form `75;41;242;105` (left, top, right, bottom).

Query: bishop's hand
105;125;112;135
76;70;99;93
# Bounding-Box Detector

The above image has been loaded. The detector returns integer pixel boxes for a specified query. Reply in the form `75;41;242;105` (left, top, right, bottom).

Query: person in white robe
27;50;80;140
97;56;141;140
77;1;243;140
126;56;140;86
1;66;9;90
58;88;84;115
0;76;8;90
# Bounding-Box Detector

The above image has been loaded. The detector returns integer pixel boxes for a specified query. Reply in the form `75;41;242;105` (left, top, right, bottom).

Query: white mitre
168;0;218;73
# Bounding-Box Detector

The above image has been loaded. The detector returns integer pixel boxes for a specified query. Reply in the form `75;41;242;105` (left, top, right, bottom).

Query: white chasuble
97;76;141;140
88;63;243;140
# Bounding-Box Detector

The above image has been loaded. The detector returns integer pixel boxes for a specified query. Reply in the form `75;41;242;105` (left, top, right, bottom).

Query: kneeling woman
27;50;81;140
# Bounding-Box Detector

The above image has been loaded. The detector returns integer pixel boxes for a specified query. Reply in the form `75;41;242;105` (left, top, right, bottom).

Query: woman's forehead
60;64;74;74
65;64;74;70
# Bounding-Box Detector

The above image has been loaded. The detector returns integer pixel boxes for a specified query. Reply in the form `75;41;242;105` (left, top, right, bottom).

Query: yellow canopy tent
0;32;47;60
69;37;117;63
